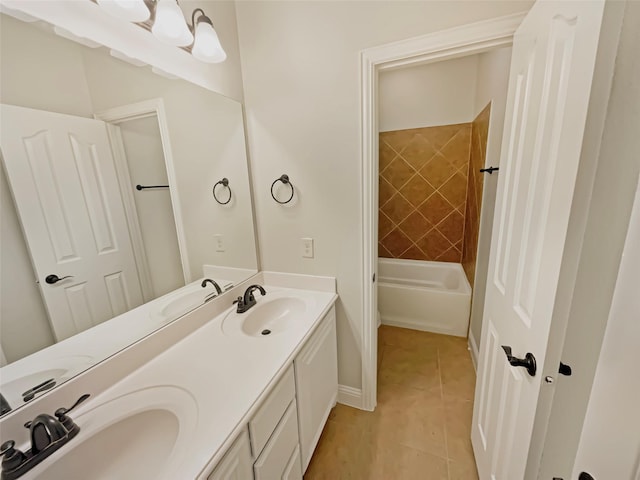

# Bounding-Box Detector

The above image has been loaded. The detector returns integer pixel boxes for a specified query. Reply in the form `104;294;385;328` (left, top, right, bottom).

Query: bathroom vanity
0;272;338;479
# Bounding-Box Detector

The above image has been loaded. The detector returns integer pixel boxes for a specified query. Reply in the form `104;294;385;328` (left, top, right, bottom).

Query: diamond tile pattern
462;104;491;286
379;123;472;262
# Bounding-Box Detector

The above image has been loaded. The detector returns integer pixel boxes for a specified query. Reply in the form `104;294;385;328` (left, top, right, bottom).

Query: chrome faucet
234;285;266;313
201;278;223;295
0;394;89;480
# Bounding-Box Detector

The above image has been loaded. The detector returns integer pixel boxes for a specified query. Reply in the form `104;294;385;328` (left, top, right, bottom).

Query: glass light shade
151;0;193;47
96;0;150;23
192;21;226;63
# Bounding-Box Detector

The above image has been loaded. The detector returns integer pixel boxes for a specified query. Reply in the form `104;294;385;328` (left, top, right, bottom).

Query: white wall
0;15;94;117
236;1;533;392
574;175;640;480
83;49;257;279
468;46;512;356
119;117;184;297
379;55;479;131
0;169;55;363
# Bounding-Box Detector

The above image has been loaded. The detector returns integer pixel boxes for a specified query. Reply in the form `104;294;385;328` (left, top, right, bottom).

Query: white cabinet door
471;1;610;479
0;104;144;341
208;429;253;480
254;401;301;480
294;307;338;471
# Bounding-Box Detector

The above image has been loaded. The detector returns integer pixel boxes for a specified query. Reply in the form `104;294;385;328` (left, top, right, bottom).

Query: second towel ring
271;174;295;204
213;178;232;205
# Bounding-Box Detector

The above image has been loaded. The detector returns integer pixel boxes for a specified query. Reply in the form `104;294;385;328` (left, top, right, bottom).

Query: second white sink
222;291;316;338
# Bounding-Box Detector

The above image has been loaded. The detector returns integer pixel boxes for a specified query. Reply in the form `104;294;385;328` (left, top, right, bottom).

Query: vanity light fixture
96;0;150;23
94;0;227;63
151;0;193;47
191;9;226;63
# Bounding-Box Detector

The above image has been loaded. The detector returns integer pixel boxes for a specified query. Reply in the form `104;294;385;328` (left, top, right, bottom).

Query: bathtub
378;258;471;337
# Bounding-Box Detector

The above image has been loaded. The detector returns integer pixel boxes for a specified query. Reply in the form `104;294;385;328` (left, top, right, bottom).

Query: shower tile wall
462;104;491;287
379;124;471;262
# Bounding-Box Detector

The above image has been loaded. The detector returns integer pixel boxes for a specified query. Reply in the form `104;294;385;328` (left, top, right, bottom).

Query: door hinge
372;273;376;283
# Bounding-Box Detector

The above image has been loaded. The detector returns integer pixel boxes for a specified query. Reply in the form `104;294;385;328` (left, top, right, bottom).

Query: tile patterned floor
304;325;478;480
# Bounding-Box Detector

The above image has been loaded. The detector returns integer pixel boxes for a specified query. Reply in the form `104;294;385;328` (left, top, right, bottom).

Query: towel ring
270;174;295;204
212;178;232;205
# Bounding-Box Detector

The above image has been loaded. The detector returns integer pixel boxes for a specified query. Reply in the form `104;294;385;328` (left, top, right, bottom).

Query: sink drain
261;329;271;336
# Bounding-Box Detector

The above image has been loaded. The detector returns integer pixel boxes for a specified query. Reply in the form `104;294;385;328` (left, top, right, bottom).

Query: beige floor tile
378;325;441;349
439;347;476;401
444;396;475;462
304;420;364;480
307;326;479;479
360;435;449;480
378;344;441;392
328;404;376;431
370;386;447;458
448;456;479;480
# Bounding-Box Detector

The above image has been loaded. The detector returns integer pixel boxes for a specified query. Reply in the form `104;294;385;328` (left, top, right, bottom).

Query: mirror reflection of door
1;104;186;345
1;104;146;342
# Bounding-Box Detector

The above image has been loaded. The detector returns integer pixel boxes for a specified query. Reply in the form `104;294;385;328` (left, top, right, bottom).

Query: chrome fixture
95;0;226;63
0;394;89;480
234;285;266;314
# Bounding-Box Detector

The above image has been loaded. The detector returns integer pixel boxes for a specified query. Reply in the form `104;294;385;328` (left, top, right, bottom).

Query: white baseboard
468;334;479;372
337;385;363;409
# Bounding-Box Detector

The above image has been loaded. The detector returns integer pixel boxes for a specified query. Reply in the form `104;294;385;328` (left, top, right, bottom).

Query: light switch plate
301;238;314;258
214;234;225;252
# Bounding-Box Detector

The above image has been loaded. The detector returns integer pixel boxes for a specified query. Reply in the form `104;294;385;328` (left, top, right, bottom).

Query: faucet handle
0;440;26;471
54;393;90;418
54;393;91;427
53;394;89;438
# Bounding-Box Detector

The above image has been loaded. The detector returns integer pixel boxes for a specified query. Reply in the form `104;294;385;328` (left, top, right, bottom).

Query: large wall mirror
0;12;258;416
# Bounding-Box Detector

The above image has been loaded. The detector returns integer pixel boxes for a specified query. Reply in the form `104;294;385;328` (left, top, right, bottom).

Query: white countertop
21;276;337;479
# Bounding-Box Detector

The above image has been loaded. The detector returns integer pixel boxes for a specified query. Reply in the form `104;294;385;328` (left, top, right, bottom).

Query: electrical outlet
301;237;314;258
214;234;225;252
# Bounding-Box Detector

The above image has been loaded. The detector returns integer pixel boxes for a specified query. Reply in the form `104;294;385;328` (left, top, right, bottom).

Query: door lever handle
502;345;537;377
45;274;74;285
559;362;572;376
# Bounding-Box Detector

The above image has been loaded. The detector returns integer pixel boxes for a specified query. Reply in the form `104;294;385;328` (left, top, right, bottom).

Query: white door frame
359;13;526;411
94;99;190;293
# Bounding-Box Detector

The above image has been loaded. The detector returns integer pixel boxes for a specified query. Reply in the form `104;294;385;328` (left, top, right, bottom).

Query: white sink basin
151;283;216;323
30;386;198;480
222;294;313;337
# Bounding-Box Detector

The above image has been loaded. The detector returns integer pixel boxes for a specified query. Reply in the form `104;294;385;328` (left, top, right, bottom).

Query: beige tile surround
379;107;491;283
379;124;471;263
305;326;478;480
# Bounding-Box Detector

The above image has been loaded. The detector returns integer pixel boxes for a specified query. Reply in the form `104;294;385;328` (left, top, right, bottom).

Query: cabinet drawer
249;365;295;456
282;445;302;480
254;400;300;480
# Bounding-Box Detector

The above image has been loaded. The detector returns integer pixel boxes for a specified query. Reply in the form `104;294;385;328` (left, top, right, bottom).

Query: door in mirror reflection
1;104;147;341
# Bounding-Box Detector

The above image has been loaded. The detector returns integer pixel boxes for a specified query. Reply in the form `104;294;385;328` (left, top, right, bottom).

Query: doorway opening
358;11;525;414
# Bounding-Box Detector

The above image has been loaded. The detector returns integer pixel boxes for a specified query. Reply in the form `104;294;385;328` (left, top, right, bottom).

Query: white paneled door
1;104;144;341
471;1;607;479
